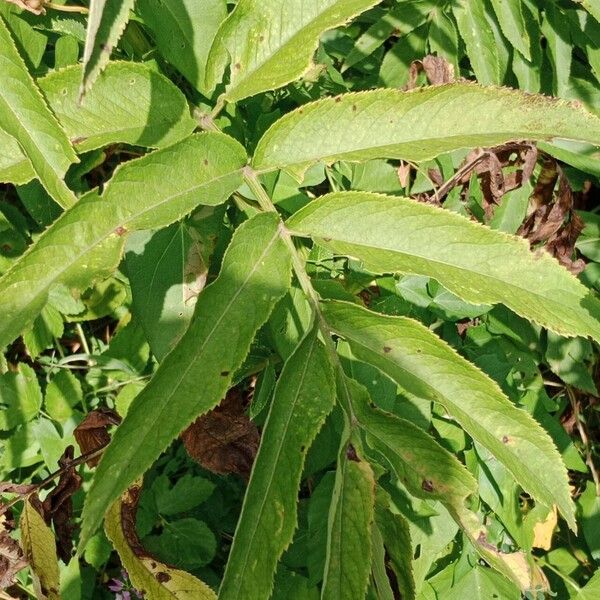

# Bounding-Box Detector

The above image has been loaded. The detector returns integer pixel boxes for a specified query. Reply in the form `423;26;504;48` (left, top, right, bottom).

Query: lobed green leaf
253;84;600;174
219;324;335;599
0;16;77;208
287;192;600;341
205;0;381;102
0;132;247;351
81;212;292;548
323;301;576;531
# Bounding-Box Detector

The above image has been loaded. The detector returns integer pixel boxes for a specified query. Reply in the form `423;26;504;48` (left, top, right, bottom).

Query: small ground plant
0;0;600;598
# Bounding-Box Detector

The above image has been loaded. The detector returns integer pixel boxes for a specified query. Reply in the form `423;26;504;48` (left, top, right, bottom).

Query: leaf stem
45;2;89;13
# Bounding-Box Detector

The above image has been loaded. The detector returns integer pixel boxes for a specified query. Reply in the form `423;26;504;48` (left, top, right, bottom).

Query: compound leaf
81;212;291;548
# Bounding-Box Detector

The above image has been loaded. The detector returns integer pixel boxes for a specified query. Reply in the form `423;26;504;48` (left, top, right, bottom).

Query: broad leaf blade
253;84;600;173
324;301;576;530
0;16;77;208
0;132;247;350
81;212;291;547
287;192;600;341
105;485;217;599
137;0;226;95
205;0;381;102
219;324;335;599
81;0;134;97
322;450;375;600
0;61;196;185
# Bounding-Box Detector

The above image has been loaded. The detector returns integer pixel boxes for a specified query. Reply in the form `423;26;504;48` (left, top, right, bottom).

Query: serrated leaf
287;192;600;341
81;212;291;548
0;62;196;185
374;495;415;600
20;500;60;600
105;487;217;599
219;324;335;600
205;0;381;102
453;0;500;84
137;0;226;94
0;16;77;208
489;0;531;60
324;301;576;531
0;132;247;351
81;0;135;97
321;450;375;600
252;84;600;174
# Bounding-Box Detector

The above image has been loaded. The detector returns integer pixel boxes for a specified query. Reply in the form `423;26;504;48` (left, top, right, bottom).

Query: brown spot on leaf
502;435;510;444
156;571;170;583
346;445;360;462
351;104;357;112
74;408;122;466
115;225;128;237
0;510;27;588
182;388;260;480
383;346;392;353
234;62;242;70
421;479;434;493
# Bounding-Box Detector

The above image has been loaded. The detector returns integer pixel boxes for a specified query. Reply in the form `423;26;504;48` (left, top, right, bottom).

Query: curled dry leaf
519;164;585;274
74;407;122;466
181;388;260;480
41;446;82;563
0;512;27;589
406;54;456;90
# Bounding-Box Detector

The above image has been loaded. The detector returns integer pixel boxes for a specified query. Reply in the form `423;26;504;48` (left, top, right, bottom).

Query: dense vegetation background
0;0;600;598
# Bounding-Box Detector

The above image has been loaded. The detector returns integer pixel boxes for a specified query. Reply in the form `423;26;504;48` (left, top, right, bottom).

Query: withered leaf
182;388;260;480
41;447;82;563
406;55;455;90
2;0;45;15
74;407;122;467
0;512;27;589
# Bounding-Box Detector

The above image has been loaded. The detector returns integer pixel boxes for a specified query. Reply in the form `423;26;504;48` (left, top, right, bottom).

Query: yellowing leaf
532;506;558;550
105;485;217;599
20;500;60;600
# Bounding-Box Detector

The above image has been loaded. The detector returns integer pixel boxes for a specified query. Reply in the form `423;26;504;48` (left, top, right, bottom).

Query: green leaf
579;0;600;23
44;370;82;423
453;0;500;84
444;564;520;600
321;450;375;600
219;324;335;599
0;61;196;185
105;487;217;599
0;363;42;430
374;496;415;600
323;301;576;531
0;132;247;351
287;192;600;341
252;84;600;174
81;0;135;97
205;0;380;102
0;16;77;208
542;4;572;97
81;212;291;547
136;0;226;94
126;222;208;362
489;0;531;60
20;500;61;600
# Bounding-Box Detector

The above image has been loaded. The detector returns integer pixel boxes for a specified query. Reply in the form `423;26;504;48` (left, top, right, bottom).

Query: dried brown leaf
41;447;82;563
73;408;121;467
182;388;260;480
0;513;27;590
2;0;45;15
